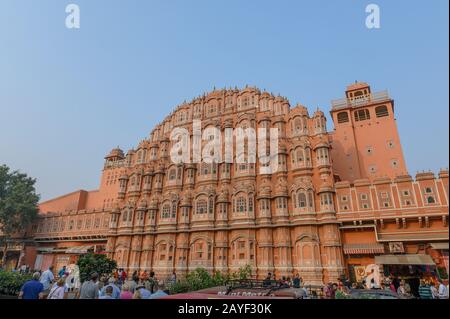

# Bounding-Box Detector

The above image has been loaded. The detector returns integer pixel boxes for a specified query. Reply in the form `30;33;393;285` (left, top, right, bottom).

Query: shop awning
37;247;54;253
375;254;435;266
65;246;94;254
430;243;449;250
343;243;385;255
52;248;68;253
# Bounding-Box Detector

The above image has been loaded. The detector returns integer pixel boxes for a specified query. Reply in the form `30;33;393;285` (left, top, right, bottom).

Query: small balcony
331;90;390;110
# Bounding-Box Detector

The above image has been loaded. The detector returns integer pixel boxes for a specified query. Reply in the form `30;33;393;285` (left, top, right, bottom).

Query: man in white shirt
438;279;449;299
40;265;55;297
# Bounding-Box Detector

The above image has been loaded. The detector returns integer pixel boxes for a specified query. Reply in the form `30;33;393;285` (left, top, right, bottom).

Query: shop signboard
353;266;366;282
389;242;404;253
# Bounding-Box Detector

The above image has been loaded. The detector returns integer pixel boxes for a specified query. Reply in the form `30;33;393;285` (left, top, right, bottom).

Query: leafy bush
230;264;252;280
169;265;252;295
0;270;32;296
168;280;192;294
76;253;117;283
437;267;448;280
334;290;351;299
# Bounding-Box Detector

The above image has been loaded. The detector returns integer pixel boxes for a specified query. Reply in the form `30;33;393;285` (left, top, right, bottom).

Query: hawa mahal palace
2;82;448;284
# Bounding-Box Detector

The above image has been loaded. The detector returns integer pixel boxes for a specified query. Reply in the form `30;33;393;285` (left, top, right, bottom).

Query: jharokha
2;83;448;284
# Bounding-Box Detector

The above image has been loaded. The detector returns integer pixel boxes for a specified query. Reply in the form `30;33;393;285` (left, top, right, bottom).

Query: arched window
248;195;253;212
320;193;333;208
315;118;321;129
427;196;435;204
161;204;171;218
208;197;214;214
200;163;216;175
307;147;312;161
171;201;177;218
196;200;207;214
375;105;389;117
296;149;304;163
169;169;176;180
235;196;247;213
291;151;296;164
316;148;329;164
337;112;349;123
260;199;270;211
298;192;307;208
158;243;167;261
294;118;302;133
308;191;314;209
354;109;370;121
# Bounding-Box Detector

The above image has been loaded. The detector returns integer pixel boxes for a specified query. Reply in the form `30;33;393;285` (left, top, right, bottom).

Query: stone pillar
256;228;274;279
320;224;345;283
176;233;189;277
273;227;293;278
214;231;228;274
141;235;154;271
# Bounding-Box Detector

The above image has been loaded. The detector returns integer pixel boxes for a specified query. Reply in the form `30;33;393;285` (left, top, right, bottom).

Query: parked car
349;289;409;299
164;279;308;299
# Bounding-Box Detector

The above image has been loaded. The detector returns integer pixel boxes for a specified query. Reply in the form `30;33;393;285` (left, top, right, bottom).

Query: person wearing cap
78;272;99;299
100;277;121;299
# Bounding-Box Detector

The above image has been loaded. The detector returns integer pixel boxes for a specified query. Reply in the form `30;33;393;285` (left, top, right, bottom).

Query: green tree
0;269;32;295
0;165;39;266
76;253;117;283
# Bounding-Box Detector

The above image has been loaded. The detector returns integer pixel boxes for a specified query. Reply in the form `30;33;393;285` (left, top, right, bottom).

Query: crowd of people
15;265;450;300
18;265;173;300
263;273;303;289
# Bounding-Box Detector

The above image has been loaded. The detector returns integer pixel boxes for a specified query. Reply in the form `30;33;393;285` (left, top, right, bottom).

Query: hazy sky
0;0;448;201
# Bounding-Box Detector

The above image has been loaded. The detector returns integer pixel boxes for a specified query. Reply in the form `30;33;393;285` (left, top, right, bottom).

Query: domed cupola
105;147;125;161
313;108;327;134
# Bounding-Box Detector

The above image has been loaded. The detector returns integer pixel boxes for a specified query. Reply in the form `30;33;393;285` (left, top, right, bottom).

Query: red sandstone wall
39;191;87;213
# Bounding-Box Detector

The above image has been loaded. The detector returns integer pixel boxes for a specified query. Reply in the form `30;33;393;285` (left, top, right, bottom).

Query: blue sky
0;0;448;201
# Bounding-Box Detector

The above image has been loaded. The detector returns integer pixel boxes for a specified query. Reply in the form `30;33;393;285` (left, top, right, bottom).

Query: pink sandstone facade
1;83;448;284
